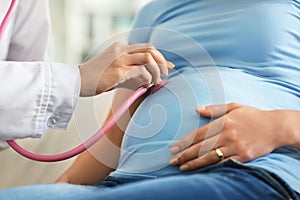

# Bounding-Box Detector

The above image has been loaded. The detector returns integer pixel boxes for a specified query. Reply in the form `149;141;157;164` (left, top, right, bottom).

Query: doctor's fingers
127;43;164;63
127;43;175;73
109;42;174;77
120;53;164;84
116;65;153;89
170;116;226;154
110;42;166;67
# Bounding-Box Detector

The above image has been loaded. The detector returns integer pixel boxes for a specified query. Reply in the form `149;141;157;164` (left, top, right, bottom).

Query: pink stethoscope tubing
1;0;169;162
0;0;18;41
6;80;168;162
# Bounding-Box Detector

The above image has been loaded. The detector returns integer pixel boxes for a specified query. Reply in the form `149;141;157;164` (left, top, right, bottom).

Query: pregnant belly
113;67;300;177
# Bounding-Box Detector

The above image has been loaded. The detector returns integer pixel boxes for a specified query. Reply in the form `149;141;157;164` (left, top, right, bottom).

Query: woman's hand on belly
169;103;283;172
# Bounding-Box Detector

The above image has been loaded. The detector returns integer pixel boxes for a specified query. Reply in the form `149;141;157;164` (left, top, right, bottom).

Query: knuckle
223;116;234;129
228;102;236;107
241;149;254;161
112;45;121;54
228;128;239;141
228;102;241;108
177;154;187;164
144;53;153;63
111;42;127;54
232;140;252;161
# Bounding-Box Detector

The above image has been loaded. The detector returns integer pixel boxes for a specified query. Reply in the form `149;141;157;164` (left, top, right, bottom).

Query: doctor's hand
79;42;174;97
169;103;284;172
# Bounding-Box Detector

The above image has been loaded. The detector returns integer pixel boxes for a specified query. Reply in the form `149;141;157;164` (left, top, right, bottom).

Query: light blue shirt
111;0;300;192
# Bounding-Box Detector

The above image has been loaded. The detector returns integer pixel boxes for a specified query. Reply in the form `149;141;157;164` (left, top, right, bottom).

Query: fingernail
143;83;151;88
167;61;175;69
170;146;179;154
157;78;162;84
196;106;206;112
180;165;189;171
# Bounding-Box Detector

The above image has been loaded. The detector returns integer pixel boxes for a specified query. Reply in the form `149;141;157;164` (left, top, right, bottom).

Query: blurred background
49;0;150;64
0;0;151;189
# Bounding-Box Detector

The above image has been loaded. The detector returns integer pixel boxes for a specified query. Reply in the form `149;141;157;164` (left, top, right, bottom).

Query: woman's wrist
271;110;300;148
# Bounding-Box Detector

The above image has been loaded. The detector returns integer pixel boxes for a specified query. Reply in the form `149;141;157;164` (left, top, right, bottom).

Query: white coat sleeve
6;0;50;61
0;61;81;140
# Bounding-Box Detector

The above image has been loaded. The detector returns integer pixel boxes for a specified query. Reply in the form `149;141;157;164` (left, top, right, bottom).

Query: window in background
48;0;152;64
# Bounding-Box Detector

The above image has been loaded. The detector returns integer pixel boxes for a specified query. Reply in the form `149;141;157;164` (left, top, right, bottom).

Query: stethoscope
1;0;168;162
0;0;17;41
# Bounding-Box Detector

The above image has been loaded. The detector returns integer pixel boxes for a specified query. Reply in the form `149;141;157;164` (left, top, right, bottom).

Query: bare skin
56;42;176;185
79;42;174;96
170;103;300;172
55;88;147;185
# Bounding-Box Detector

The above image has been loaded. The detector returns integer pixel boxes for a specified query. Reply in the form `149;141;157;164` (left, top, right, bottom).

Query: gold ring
215;148;224;160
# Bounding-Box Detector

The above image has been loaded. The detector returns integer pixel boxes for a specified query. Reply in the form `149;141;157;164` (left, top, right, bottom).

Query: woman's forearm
55;88;147;185
55;120;123;185
55;149;115;185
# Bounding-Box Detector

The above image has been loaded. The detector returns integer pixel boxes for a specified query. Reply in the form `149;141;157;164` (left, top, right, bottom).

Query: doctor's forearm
0;62;80;140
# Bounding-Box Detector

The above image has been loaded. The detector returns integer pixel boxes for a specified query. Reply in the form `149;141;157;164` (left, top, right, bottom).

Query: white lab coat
0;0;80;140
